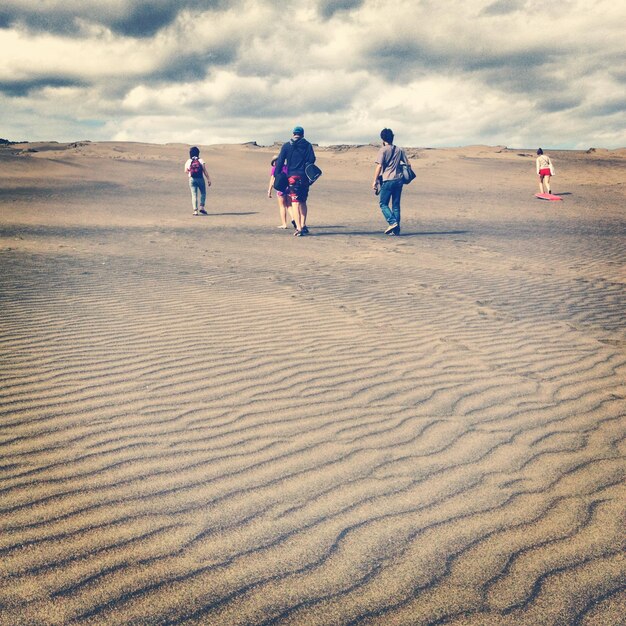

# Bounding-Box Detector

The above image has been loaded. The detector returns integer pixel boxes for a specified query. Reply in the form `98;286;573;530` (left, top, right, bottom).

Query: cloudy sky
1;0;624;148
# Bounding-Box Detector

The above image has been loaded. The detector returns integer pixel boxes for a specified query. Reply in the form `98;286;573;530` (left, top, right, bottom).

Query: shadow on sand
204;211;259;216
310;229;470;238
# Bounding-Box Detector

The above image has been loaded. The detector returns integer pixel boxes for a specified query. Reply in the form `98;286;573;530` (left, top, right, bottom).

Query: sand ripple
1;144;625;625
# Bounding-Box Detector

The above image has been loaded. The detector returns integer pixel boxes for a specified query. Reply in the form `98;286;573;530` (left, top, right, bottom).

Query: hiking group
184;126;555;234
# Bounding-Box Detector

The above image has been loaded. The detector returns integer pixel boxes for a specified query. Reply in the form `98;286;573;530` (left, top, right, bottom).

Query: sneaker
301;225;309;234
291;220;298;230
384;223;398;234
199;208;208;215
193;209;199;216
294;230;302;236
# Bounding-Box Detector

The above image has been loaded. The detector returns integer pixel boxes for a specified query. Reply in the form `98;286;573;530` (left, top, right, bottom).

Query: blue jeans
189;176;206;210
379;178;403;226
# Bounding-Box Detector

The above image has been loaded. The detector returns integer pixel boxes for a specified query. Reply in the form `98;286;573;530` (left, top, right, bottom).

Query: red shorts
539;168;551;177
288;175;310;203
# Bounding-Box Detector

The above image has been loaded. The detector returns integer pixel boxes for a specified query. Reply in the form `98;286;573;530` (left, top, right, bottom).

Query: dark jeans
379;178;403;226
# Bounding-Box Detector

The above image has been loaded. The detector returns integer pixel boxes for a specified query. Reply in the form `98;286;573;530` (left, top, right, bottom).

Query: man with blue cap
273;125;317;236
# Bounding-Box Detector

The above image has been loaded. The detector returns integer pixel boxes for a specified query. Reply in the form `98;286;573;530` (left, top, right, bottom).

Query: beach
0;141;625;625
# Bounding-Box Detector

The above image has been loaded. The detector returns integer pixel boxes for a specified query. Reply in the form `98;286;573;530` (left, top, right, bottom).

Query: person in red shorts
273;125;316;236
536;148;555;194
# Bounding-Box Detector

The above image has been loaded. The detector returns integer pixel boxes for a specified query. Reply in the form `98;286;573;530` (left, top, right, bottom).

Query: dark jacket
274;137;316;177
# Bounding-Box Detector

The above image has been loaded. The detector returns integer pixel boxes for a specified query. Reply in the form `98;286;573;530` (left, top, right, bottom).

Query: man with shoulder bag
372;128;412;236
273;125;317;236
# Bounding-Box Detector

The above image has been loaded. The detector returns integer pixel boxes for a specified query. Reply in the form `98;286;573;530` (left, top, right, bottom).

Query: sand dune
0;141;625;625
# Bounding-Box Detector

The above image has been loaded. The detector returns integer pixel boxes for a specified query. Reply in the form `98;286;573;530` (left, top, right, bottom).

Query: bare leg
291;200;306;235
299;201;308;227
292;201;303;233
277;196;287;227
539;176;545;193
544;175;551;194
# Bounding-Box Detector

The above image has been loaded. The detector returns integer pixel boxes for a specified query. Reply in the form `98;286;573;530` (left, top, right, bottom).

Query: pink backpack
189;157;203;178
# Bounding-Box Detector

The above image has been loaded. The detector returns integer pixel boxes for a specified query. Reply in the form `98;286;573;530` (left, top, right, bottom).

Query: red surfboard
535;193;562;201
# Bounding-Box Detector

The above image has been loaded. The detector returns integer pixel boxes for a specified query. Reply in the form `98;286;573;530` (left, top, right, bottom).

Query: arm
202;163;212;186
536;158;540;175
267;175;274;197
307;143;316;164
372;163;382;189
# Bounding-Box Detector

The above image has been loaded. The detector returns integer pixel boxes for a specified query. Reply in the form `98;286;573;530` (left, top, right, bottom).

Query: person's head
190;146;200;158
292;125;304;139
536;148;543;155
380;128;394;145
271;155;278;166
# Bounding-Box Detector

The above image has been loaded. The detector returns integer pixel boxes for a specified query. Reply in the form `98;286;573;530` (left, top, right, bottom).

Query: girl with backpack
184;146;212;215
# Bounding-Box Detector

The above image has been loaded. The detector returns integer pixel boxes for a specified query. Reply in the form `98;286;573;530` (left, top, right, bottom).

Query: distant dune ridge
0;141;625;625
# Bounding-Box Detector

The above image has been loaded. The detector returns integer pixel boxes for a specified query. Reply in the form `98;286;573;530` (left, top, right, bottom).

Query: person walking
267;156;295;229
184;146;211;216
273;125;316;236
536;148;555;195
372;128;410;235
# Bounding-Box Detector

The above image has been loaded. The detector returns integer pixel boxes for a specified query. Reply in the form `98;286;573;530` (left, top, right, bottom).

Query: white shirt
536;155;554;175
184;158;206;177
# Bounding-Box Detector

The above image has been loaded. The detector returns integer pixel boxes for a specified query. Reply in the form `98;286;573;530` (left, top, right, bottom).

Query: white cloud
0;0;624;147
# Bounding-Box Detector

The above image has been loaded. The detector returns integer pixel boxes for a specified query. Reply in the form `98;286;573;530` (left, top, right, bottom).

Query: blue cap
292;126;304;136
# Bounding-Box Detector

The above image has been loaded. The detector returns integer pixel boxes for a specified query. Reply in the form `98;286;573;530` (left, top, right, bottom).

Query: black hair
190;146;200;158
380;128;394;144
271;157;277;166
537;148;543;155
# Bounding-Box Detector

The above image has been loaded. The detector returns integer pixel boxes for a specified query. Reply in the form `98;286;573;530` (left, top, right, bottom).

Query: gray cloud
586;98;626;117
364;37;559;84
317;0;365;19
538;96;582;113
0;77;85;97
463;49;550;72
108;2;188;38
0;11;12;28
0;0;226;38
363;41;444;80
481;0;526;16
150;48;238;82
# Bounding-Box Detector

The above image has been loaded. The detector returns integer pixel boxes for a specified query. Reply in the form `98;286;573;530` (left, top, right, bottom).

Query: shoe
394;225;401;235
301;226;309;234
278;224;288;229
193;210;199;216
291;220;298;230
384;223;398;234
199;208;208;215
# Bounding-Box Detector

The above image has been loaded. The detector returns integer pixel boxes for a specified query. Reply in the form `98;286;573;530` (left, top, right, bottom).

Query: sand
0;140;625;625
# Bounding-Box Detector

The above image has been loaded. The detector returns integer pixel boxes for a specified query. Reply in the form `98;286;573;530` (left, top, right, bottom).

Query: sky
1;0;625;148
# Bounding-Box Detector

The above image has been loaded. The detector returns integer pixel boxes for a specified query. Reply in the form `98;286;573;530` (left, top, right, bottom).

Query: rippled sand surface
1;142;625;625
